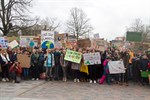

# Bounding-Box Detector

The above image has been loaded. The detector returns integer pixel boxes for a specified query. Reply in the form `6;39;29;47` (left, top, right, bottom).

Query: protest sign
55;41;62;48
20;36;34;47
0;37;8;49
64;49;82;63
108;61;125;74
41;31;54;49
78;39;91;48
17;54;31;68
83;52;101;65
9;40;19;49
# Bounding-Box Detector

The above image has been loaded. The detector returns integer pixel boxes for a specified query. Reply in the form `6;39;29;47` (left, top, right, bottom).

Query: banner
41;31;54;49
8;40;19;49
0;37;8;49
64;49;82;63
126;32;142;42
83;52;101;65
17;54;31;68
108;61;125;74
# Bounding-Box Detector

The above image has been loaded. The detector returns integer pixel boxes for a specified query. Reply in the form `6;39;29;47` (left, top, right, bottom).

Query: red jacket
9;64;22;76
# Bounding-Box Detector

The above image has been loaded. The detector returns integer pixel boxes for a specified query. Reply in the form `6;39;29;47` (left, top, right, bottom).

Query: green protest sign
64;49;82;63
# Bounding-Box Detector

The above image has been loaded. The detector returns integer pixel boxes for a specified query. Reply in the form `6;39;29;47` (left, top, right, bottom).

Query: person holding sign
120;49;130;86
88;49;98;84
44;49;55;81
71;48;82;83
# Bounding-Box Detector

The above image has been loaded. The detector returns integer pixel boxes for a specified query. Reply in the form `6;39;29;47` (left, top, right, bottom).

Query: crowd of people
0;46;150;86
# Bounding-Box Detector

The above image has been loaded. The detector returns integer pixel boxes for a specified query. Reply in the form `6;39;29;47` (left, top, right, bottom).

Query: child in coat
9;61;22;83
98;56;111;85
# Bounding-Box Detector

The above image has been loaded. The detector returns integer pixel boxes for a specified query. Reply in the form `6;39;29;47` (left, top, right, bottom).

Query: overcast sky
31;0;150;40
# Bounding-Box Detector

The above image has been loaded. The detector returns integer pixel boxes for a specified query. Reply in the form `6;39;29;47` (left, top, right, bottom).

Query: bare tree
0;0;34;36
40;17;60;31
66;8;93;41
127;18;150;42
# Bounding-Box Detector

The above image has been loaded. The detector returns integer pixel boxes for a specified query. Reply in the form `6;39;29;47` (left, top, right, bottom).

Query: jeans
1;64;9;79
128;64;133;79
88;65;97;81
62;67;67;79
45;67;53;78
72;69;80;79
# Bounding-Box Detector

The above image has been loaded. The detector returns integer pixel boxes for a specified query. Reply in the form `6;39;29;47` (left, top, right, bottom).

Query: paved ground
0;80;150;100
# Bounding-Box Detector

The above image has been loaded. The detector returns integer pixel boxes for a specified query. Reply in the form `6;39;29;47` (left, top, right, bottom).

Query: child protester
98;56;111;85
9;61;22;83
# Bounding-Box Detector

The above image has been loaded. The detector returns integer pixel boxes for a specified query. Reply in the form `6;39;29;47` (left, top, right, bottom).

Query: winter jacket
31;53;39;66
53;52;61;66
44;53;55;67
9;64;22;76
120;51;130;68
139;59;149;71
71;62;81;70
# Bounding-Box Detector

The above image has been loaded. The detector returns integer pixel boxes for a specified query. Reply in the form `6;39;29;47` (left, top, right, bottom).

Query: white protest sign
0;37;8;49
108;61;126;74
20;37;33;47
9;40;19;49
83;52;101;65
41;31;54;49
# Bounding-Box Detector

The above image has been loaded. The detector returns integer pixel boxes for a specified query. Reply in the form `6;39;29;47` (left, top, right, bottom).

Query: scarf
0;53;10;62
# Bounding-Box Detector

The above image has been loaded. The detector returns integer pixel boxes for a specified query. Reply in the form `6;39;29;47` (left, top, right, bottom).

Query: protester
53;48;61;80
139;55;149;85
71;48;81;83
9;61;22;83
120;49;130;86
44;49;55;81
128;49;135;79
60;49;69;82
31;49;40;80
98;56;111;85
0;49;11;82
80;49;89;82
38;48;45;75
88;49;98;84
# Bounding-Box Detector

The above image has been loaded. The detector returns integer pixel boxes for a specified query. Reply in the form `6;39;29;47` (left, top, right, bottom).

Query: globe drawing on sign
29;41;35;47
41;41;54;49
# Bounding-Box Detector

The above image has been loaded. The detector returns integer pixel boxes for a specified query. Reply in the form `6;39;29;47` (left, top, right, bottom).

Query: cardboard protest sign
41;31;54;49
64;49;82;63
83;52;101;65
78;39;91;48
0;37;8;49
9;40;19;49
17;54;31;68
108;61;125;74
55;33;66;42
